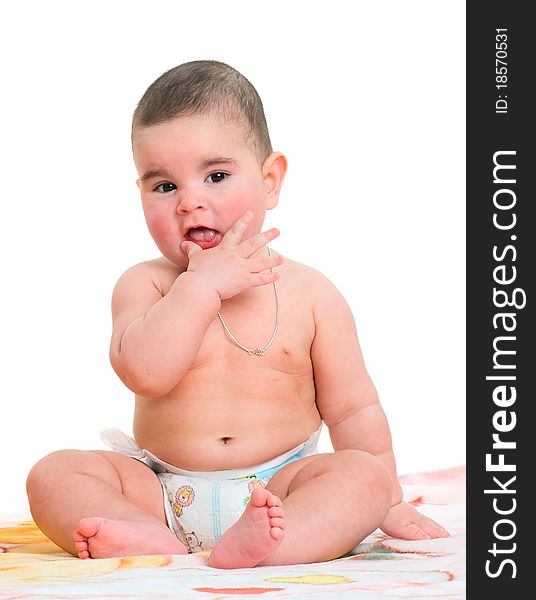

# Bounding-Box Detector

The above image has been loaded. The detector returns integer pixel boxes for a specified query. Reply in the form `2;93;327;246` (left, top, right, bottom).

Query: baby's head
132;60;273;164
131;61;286;268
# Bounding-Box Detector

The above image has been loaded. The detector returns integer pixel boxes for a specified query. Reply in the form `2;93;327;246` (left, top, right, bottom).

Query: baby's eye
154;182;176;193
205;172;228;184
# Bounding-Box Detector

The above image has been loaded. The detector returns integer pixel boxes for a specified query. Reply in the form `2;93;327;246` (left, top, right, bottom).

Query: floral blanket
0;466;465;599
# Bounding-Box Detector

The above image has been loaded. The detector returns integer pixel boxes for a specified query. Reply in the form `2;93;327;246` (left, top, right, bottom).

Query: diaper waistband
101;425;322;480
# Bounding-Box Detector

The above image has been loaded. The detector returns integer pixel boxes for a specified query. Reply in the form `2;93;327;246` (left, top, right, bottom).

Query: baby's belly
133;367;320;470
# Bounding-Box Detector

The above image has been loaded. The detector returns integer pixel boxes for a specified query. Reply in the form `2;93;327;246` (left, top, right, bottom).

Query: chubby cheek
146;212;185;265
221;181;267;237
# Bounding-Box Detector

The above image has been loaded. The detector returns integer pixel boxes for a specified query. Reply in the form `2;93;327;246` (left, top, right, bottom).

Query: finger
221;211;254;246
250;271;280;288
420;516;450;538
401;522;432;540
180;240;203;257
250;253;284;273
240;228;280;258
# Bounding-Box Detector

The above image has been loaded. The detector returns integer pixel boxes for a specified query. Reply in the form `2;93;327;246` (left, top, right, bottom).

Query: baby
26;60;448;568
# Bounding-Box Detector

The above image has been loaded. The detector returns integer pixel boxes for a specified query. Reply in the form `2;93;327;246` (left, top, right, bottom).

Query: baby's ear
262;152;287;210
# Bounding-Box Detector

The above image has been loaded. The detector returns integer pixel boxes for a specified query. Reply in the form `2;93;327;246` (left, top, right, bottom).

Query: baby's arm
311;273;448;539
109;261;219;397
110;212;282;397
310;274;402;501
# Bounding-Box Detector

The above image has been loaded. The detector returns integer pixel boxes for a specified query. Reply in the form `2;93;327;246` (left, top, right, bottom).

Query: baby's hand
379;501;450;540
180;211;283;300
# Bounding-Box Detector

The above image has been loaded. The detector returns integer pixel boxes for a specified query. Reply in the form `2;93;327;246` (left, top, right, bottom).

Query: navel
219;436;233;445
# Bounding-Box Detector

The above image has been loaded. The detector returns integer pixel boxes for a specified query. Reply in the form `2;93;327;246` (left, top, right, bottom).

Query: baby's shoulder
280;254;332;282
279;255;352;324
279;255;341;298
114;257;182;296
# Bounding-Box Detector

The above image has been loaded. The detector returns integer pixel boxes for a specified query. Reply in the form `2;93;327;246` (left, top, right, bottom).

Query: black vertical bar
467;1;532;597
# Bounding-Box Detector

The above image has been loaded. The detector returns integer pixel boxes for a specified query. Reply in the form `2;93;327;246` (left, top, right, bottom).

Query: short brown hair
132;60;273;161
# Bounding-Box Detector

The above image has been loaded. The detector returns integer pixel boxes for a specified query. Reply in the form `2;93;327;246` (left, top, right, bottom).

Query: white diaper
101;427;321;552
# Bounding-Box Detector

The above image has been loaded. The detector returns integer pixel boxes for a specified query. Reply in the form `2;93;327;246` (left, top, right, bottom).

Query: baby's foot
74;517;187;559
208;488;285;569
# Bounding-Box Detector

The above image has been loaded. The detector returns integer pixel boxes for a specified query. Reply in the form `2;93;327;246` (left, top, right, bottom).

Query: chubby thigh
265;450;393;510
76;450;171;529
26;449;169;555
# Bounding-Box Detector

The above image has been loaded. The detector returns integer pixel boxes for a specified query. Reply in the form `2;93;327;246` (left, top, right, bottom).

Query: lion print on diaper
172;484;195;517
242;478;267;507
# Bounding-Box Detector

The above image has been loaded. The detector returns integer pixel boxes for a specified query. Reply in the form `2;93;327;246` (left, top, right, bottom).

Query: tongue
189;227;218;242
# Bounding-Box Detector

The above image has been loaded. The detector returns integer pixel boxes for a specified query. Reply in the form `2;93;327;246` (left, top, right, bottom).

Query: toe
270;526;285;541
250;488;270;507
77;517;102;537
268;505;284;518
73;530;85;543
266;493;282;508
74;533;91;559
270;517;285;529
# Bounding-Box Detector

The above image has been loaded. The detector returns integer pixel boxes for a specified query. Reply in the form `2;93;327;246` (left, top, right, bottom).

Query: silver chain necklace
217;247;279;356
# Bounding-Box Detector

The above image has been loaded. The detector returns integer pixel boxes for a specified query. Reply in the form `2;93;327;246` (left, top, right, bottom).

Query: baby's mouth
184;226;222;250
186;227;219;243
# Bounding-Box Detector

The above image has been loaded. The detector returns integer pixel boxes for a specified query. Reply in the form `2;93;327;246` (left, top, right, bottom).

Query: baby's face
133;113;276;268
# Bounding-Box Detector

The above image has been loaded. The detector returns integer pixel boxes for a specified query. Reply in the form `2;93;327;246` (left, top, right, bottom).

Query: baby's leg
208;450;392;568
264;450;392;565
26;449;186;558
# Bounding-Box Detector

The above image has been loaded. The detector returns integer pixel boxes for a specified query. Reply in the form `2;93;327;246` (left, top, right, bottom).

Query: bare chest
188;278;314;381
133;273;319;468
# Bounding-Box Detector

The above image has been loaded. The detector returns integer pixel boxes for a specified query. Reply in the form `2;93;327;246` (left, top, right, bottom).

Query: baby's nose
176;188;207;214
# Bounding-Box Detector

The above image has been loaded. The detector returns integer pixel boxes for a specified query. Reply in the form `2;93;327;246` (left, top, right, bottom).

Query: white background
0;1;465;518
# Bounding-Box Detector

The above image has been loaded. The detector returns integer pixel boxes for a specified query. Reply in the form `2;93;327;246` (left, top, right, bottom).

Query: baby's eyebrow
138;169;173;183
199;156;237;169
